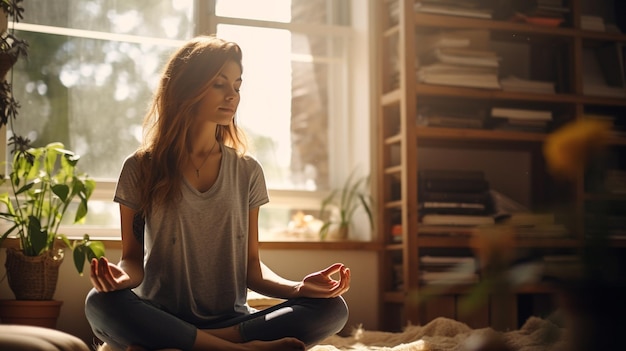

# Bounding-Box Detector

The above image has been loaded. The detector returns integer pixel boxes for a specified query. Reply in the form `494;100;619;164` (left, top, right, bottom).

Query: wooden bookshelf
374;0;626;332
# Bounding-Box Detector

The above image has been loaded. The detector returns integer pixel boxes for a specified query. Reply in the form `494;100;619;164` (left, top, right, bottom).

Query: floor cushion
0;324;90;351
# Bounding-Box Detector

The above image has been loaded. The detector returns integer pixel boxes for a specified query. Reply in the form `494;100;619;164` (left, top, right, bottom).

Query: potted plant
318;170;374;241
0;0;105;328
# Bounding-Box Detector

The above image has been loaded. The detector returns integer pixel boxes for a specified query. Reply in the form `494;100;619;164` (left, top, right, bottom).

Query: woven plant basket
5;247;64;300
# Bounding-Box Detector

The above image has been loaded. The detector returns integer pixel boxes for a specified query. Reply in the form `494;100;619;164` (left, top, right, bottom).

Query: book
416;31;472;55
420;178;490;193
421;255;476;265
422;47;501;68
500;75;555;94
421;214;495;226
504;212;555;225
418;224;475;236
417;64;501;89
419;169;485;180
417;115;485;129
491;107;553;121
420;190;491;203
415;2;492;19
419;201;488;215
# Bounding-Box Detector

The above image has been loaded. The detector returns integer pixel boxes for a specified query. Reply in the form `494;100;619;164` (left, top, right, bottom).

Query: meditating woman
85;35;350;351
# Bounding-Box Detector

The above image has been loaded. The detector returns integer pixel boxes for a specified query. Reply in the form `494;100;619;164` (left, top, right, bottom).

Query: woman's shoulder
120;150;150;172
223;145;261;165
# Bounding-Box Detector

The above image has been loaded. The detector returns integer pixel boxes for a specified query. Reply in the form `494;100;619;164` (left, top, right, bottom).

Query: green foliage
319;169;373;241
0;142;104;275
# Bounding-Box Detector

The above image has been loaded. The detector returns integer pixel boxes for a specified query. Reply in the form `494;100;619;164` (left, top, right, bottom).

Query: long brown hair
137;35;247;214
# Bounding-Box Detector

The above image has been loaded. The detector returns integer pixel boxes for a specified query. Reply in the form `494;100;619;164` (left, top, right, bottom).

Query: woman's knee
323;296;349;331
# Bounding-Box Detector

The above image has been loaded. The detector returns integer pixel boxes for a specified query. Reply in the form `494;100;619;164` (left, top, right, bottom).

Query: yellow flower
543;118;612;181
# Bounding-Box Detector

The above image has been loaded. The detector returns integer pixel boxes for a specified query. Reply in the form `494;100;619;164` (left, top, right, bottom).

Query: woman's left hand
295;263;350;298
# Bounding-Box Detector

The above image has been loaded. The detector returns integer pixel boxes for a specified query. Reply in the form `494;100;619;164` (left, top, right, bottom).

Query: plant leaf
27;216;46;255
86;240;106;259
51;183;70;202
73;245;86;275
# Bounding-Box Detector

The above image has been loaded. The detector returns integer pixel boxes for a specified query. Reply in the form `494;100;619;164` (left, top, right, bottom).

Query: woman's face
196;60;242;125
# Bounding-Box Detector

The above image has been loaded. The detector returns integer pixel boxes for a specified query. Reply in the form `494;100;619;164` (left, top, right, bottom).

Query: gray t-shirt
114;143;269;326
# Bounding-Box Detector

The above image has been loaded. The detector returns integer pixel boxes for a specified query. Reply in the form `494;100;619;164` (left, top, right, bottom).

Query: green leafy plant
319;170;373;241
0;141;105;274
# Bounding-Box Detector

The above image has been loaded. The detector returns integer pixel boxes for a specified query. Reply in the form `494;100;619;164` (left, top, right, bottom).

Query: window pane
218;24;346;190
12;31;177;179
216;0;349;25
23;0;194;39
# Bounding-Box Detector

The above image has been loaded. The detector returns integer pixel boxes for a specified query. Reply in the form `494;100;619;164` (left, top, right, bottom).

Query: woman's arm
246;207;351;299
89;204;144;292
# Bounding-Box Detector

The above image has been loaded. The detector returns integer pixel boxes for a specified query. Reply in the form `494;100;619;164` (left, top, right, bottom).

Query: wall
0;247;378;346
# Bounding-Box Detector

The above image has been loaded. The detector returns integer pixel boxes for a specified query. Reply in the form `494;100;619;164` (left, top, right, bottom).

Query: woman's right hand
90;257;131;292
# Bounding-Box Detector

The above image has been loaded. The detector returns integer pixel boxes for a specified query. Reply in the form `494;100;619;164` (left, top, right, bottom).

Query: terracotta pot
0;299;63;328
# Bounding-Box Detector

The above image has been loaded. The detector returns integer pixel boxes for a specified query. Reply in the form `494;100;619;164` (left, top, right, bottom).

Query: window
9;0;368;241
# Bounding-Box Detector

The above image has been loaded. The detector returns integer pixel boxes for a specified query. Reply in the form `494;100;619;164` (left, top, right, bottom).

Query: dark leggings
85;288;349;350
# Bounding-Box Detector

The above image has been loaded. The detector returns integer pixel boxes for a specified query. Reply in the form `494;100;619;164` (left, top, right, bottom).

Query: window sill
1;238;381;251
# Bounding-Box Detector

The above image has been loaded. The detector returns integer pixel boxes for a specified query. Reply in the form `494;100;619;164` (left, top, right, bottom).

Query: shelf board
416;282;558;295
580;95;626;107
413;13;626;43
584;192;626;201
384;24;399;38
415;85;626;107
384;165;402;175
413;13;575;37
417;236;473;247
416;236;581;248
385;243;404;251
258;241;380;251
384;134;401;145
415;126;546;143
381;89;401;106
415;84;579;104
385;200;403;209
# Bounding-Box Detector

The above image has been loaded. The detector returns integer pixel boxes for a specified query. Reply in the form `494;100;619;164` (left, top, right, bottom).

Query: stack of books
418;169;495;226
420;255;479;285
416;29;501;89
416;101;487;129
489;107;553;133
414;0;493;19
511;0;569;27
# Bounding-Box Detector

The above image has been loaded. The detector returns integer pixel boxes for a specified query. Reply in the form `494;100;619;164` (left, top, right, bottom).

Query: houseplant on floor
0;0;105;328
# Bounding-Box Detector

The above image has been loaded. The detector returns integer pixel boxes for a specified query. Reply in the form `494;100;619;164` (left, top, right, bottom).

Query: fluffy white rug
97;316;567;351
311;316;568;351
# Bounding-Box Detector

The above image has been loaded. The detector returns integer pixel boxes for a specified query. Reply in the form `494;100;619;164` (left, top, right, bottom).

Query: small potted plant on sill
318;169;373;241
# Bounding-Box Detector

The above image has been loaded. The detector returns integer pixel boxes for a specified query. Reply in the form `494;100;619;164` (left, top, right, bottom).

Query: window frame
4;0;372;242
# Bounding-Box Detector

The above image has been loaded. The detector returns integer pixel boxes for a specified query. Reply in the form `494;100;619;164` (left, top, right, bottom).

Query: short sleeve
113;154;142;211
247;157;269;209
